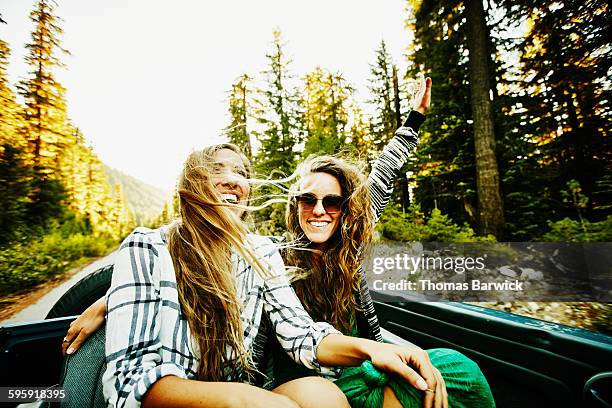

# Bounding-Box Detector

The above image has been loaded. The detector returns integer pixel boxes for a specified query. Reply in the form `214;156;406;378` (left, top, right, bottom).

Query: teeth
221;193;239;204
309;221;329;228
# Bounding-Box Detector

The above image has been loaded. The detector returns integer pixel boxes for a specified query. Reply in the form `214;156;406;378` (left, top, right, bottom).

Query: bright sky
1;0;412;190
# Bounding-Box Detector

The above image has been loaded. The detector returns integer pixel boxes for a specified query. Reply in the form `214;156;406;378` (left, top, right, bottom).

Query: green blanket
335;348;496;408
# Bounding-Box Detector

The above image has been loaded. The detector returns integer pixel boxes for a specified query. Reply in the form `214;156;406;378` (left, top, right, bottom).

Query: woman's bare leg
273;376;349;408
383;385;404;408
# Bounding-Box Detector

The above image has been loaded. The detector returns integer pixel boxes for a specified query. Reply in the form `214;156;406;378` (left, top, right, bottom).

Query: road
2;251;117;324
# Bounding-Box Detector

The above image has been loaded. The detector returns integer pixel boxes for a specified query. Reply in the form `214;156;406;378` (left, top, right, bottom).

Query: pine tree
0;40;24;150
110;182;134;239
18;0;71;173
301;66;353;157
368;41;414;211
58;127;87;214
499;0;611;220
225;73;253;158
0;145;32;243
346;99;373;159
253;30;304;178
368;40;398;151
84;151;116;236
405;0;479;227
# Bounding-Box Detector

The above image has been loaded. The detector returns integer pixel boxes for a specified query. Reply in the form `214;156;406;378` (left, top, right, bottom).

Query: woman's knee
273;376;349;408
428;348;494;401
429;348;483;377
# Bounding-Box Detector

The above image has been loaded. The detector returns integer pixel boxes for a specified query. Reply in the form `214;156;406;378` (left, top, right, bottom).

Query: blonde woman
99;144;444;408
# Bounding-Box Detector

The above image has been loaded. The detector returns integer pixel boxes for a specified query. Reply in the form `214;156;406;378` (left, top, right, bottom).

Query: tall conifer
253;30;304;177
225;73;253;158
0;40;24;150
368;40;398;151
18;0;71;172
301;67;352;157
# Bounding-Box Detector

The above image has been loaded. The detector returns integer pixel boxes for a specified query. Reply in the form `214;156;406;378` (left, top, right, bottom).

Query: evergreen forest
0;1;610;329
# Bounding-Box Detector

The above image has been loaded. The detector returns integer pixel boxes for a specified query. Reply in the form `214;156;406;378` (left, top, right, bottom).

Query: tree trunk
465;0;504;237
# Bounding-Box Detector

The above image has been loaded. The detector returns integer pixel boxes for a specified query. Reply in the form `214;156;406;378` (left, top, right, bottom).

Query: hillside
104;165;170;224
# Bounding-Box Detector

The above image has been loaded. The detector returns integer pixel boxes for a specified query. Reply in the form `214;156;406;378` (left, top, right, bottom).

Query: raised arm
369;76;432;223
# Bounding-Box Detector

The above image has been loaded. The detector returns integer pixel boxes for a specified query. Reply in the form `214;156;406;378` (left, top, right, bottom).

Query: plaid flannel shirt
102;228;339;408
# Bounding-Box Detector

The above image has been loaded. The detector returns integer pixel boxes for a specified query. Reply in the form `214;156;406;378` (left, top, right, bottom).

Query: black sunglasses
296;193;345;214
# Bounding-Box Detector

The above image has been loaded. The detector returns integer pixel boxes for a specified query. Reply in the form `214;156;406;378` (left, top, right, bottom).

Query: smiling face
210;148;250;218
297;172;343;247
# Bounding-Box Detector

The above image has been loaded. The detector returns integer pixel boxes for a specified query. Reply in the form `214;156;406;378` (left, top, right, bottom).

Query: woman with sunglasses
266;76;494;407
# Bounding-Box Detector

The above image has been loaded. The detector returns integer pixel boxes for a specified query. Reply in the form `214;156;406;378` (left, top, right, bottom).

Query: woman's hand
62;296;106;355
317;334;447;408
368;342;447;408
412;75;433;115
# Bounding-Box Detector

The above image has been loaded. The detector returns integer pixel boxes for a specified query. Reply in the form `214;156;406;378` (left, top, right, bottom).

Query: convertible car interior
1;265;611;408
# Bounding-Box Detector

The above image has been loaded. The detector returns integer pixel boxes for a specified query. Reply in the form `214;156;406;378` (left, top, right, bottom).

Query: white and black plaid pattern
102;228;340;408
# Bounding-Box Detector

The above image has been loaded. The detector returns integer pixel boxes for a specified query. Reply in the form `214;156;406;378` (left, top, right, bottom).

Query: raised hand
412;75;433;115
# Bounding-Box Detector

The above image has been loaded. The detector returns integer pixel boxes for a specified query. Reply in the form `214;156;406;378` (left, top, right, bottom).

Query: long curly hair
166;144;271;382
285;155;374;334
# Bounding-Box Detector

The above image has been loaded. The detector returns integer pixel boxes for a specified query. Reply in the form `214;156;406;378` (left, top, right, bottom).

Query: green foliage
148;199;178;229
251;202;287;237
26;169;68;226
0;1;148;297
377;204;494;242
18;0;71;172
301;67;353;157
252;30;304;177
405;0;478;228
0;145;32;243
541;216;612;243
0;40;24;149
225;74;253;158
498;1;611;218
0;225;115;296
0;144;68;244
405;0;611;241
368;40;400;150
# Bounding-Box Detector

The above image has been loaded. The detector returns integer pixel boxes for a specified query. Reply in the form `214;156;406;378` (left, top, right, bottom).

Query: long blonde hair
285;155;374;334
166;144;270;381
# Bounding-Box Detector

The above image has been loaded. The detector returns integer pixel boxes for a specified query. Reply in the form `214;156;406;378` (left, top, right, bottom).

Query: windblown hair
166;143;270;382
285;155;374;334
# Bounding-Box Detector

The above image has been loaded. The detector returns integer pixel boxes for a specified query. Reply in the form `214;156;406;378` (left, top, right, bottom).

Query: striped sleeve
358;111;425;342
369;110;424;223
102;229;186;408
355;265;384;342
261;242;342;377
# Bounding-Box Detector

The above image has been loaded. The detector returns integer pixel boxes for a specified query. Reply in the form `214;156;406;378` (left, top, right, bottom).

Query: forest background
0;1;610;331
